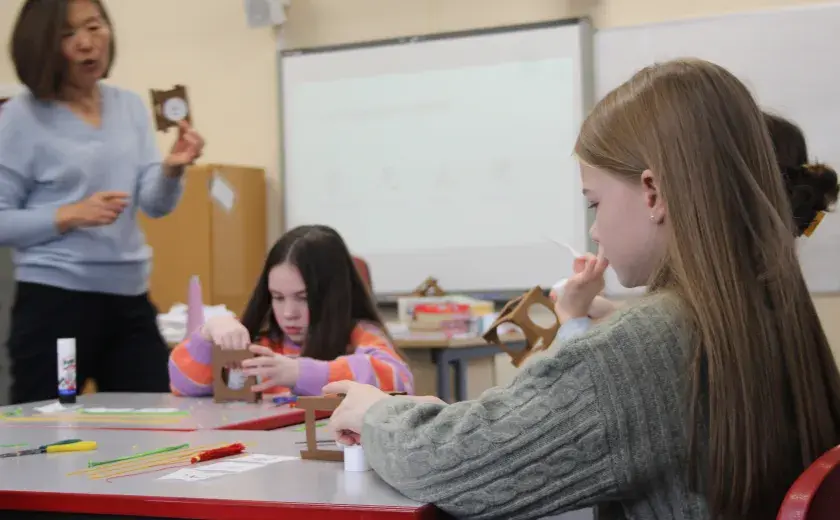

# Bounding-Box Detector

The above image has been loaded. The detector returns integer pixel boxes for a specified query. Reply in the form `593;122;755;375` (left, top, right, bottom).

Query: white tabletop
0;427;435;519
0;393;317;431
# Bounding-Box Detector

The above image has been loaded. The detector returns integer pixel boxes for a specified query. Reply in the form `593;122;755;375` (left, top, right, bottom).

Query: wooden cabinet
140;164;267;315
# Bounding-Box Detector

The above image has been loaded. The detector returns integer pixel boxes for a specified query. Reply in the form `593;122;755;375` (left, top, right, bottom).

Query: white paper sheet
158;469;220;482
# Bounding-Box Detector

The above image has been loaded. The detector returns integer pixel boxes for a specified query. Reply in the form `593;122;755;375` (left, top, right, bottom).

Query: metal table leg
431;342;525;402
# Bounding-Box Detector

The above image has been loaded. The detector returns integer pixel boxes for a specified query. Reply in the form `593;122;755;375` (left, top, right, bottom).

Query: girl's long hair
575;58;840;518
239;225;385;360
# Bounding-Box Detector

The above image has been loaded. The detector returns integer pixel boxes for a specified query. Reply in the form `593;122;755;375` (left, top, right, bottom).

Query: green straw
2;407;23;417
0;443;27;449
79;410;189;416
87;443;189;468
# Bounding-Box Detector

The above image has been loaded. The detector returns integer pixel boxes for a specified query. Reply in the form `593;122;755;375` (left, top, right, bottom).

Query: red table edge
216;408;333;431
0;490;444;519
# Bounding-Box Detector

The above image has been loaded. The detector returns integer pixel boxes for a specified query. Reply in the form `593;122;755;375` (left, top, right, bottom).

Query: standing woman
0;0;205;403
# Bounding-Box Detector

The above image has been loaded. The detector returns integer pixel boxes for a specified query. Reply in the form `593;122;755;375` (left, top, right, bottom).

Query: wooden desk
395;334;525;402
0;393;324;432
0;427;443;519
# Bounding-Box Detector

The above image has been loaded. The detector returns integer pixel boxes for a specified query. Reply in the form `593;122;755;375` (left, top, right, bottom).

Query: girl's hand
241;345;300;391
164;121;204;168
554;248;609;323
200;315;250;350
322;381;391;446
589;295;618;320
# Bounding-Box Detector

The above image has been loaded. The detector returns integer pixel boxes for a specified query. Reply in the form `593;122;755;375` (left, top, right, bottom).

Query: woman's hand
554;248;609;323
163;121;204;171
200;315;249;350
56;191;129;232
322;381;391;446
241;345;300;391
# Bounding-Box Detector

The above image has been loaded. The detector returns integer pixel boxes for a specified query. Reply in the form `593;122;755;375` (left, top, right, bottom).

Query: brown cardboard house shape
211;344;260;403
149;84;192;132
483;286;560;367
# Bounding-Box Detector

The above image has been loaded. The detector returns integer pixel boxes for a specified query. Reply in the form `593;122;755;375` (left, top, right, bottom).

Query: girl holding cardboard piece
168;225;414;397
322;60;840;520
554;111;840;326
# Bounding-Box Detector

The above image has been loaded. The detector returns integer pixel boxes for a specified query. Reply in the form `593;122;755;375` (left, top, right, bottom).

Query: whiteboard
595;2;840;295
280;20;593;297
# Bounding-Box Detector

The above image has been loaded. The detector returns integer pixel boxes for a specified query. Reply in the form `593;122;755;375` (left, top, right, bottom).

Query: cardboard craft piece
298;395;346;462
483;286;560;367
298;392;409;462
212;345;261;403
149;84;192;132
412;276;446;297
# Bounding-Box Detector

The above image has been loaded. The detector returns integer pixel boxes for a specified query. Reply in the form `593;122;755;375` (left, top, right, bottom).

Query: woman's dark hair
239;225;385;361
10;0;116;100
764;112;839;236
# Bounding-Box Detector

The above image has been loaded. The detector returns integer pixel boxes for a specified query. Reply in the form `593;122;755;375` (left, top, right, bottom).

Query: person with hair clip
566;110;840;323
168;225;414;397
0;0;205;403
765;112;839;238
321;59;840;520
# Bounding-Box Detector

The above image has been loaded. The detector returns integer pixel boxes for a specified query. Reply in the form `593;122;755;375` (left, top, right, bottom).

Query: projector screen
280;20;593;297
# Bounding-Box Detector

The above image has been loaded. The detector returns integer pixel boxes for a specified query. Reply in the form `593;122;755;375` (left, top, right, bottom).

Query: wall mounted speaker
243;0;288;28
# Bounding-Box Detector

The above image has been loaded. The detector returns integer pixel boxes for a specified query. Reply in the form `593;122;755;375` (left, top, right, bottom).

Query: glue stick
57;338;77;404
343;445;371;472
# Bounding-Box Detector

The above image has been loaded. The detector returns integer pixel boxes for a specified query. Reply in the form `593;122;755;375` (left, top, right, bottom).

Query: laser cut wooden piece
299;394;345;462
483;286;560;367
412;277;446;297
149;84;192;132
212;345;260;403
299;392;409;462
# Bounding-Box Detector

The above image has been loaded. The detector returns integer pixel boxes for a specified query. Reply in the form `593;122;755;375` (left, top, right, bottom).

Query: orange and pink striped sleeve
291;322;414;396
168;331;287;396
168;330;215;397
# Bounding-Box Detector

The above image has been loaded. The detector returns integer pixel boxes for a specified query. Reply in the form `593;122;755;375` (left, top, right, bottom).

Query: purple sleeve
292;358;330;396
185;329;213;365
292;347;415;396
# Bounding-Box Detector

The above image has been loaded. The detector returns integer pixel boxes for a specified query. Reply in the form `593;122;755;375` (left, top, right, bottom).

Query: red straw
190;443;246;464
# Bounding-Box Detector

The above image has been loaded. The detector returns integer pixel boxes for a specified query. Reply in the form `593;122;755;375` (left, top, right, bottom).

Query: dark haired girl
169;225;413;396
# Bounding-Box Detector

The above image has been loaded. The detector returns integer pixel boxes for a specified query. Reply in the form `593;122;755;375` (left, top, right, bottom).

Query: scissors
0;439;97;458
272;395;298;406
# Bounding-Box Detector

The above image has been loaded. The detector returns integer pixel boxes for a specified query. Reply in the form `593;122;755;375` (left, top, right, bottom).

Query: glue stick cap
343;445;371;472
57;338;76;353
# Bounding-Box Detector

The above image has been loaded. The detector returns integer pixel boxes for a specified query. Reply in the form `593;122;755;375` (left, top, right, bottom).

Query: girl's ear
641;169;666;224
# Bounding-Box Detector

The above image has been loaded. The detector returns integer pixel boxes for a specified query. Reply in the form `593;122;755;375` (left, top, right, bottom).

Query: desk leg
431;349;453;403
452;359;467;402
437;343;525;402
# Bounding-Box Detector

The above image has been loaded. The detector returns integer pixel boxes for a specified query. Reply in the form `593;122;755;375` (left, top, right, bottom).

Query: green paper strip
87;443;189;468
2;407;23;417
79;410;189;416
292;419;328;432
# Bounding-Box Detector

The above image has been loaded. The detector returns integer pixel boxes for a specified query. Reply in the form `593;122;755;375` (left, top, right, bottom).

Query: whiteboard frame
276;18;596;302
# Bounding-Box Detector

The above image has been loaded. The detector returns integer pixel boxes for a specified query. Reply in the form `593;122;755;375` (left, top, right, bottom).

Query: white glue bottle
57;338;77;404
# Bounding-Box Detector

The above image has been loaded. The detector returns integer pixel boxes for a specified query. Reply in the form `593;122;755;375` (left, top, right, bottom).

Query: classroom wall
0;0;837;387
